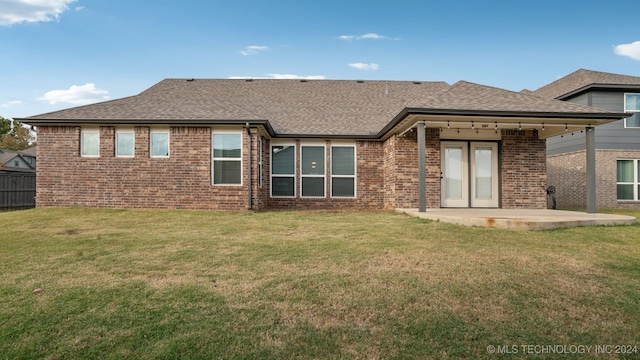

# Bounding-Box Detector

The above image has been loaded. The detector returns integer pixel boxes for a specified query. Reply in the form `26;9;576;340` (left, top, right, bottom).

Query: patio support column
417;121;426;212
586;126;596;213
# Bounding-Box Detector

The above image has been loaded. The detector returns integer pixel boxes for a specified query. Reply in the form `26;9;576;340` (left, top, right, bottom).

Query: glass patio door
441;142;498;208
441;142;469;207
470;142;498;208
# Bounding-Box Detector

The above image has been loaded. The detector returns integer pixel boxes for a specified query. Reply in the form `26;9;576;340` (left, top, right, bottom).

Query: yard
1;208;639;359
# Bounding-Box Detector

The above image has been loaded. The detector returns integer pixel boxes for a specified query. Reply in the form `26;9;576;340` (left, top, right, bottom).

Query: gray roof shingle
23;77;619;137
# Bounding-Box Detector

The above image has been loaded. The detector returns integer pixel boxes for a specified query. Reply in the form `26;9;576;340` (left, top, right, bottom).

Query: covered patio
397;208;636;230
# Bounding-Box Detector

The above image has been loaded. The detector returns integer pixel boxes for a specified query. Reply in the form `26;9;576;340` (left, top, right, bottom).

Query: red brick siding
384;128;440;209
37;125;249;210
500;129;547;209
547;149;640;210
37;125;549;211
263;140;385;210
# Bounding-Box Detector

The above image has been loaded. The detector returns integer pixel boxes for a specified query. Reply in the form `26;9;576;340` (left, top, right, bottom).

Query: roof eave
556;84;640;100
18;118;278;138
377;108;630;140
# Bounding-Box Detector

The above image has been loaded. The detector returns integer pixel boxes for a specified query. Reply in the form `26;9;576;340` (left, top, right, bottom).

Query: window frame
300;143;326;198
212;130;243;186
623;93;640;128
115;128;135;158
150;128;170;158
270;142;296;198
617;159;639;201
81;128;100;157
330;144;357;198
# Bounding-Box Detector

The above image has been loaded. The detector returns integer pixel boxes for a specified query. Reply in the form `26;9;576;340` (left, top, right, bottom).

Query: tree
0;116;11;136
0;116;36;150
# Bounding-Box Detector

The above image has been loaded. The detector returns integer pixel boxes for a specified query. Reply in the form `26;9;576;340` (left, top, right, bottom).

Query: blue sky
2;0;640;119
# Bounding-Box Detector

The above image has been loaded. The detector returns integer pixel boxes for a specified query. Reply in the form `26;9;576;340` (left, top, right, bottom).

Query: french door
441;142;499;208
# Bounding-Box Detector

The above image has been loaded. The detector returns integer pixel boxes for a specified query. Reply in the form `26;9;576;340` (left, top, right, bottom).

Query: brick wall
384;128;440;209
500;130;547;209
262;140;386;210
37;125;551;211
548;149;640;210
37;125;249;210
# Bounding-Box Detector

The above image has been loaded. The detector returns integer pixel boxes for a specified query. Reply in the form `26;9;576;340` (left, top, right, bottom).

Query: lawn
1;208;639;359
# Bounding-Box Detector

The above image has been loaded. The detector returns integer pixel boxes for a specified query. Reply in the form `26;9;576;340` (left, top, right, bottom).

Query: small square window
150;131;169;157
81;129;100;157
116;130;135;157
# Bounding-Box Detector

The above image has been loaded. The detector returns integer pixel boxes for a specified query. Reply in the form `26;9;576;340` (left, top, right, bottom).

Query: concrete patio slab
397;208;637;230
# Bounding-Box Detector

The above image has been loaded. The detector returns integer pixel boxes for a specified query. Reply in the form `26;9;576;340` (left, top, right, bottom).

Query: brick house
20;78;626;211
533;69;640;210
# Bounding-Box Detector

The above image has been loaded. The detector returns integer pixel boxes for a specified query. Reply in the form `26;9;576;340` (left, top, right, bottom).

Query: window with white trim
271;144;295;197
116;129;135;157
81;128;100;157
624;93;640;128
150;129;170;158
212;132;242;185
300;145;325;197
617;159;640;201
331;145;356;198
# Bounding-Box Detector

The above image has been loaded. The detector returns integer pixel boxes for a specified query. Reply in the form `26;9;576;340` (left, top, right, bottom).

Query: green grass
1;208;639;359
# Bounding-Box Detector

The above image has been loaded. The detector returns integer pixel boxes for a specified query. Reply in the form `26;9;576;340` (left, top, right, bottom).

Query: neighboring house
0;147;36;210
0;148;36;173
18;78;625;211
533;69;640;210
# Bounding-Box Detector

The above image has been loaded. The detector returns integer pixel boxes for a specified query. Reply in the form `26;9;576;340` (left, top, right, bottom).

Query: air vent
300;79;308;82
357;80;364;83
245;78;253;82
413;81;421;85
186;78;195;82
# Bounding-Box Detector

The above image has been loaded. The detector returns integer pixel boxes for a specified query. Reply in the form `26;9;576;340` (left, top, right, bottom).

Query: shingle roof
533;69;640;99
23;77;618;137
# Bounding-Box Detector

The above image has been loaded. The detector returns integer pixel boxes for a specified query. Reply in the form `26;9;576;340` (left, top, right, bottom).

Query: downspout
246;123;252;210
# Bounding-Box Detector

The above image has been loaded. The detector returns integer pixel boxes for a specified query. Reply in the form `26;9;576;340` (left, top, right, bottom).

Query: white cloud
348;63;379;71
38;83;110;105
1;100;25;108
614;41;640;61
240;45;269;56
338;33;389;41
0;0;77;26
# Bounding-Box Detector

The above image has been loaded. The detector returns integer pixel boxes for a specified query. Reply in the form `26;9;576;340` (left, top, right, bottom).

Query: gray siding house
533;69;640;209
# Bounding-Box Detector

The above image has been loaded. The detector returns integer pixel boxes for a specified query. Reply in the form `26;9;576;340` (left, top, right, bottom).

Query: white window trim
330;144;357;198
617;159;639;201
115;128;135;158
150;128;170;158
81;128;100;157
270;142;296;198
212;130;243;186
623;93;640;128
300;143;326;198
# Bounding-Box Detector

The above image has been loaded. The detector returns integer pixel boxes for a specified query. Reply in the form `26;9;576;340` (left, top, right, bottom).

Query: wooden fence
0;172;36;210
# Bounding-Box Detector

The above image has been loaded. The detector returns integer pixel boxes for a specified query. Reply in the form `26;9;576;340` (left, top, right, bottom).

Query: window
81;128;100;157
116;129;135;157
271;144;295;197
150;130;169;157
212;132;242;185
624;93;640;128
331;145;356;197
301;145;325;197
617;159;639;201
